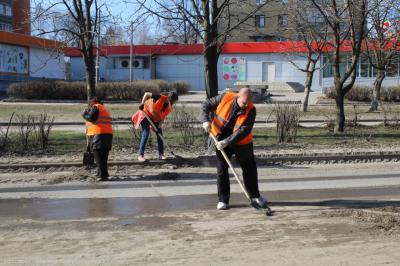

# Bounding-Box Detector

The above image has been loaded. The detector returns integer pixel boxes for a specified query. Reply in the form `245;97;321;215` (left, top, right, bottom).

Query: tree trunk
369;70;385;112
204;44;219;98
83;50;96;103
334;89;345;133
85;55;96;102
302;71;314;112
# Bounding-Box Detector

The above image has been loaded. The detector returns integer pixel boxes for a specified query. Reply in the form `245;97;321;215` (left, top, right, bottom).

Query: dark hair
169;91;179;104
89;96;103;105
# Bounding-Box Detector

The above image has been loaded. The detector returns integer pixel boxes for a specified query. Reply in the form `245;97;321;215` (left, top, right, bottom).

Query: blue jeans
138;118;164;156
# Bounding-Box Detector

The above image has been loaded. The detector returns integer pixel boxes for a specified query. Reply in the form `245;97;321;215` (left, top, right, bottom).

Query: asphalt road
0;163;400;220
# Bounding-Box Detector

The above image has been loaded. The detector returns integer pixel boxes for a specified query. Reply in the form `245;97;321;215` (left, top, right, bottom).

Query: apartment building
0;0;30;35
224;0;367;42
223;0;294;42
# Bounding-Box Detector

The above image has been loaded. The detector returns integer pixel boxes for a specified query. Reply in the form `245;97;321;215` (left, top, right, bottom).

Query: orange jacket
210;92;254;145
143;95;171;123
86;104;113;136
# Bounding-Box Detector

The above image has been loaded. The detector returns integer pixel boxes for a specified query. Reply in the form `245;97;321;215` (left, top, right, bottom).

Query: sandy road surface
1;162;400;265
0;203;399;266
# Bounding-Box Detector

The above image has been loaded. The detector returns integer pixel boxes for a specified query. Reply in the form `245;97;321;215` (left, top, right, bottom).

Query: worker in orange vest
200;87;267;210
83;97;113;181
138;91;179;162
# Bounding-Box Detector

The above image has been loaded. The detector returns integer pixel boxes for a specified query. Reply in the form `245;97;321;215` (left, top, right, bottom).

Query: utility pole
129;22;134;83
95;9;101;86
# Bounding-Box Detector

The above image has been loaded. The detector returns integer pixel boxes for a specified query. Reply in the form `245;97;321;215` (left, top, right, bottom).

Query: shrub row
7;80;191;101
323;85;400;102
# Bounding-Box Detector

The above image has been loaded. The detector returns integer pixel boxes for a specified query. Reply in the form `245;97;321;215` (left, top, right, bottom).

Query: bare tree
131;0;275;98
364;0;400;111
101;25;128;45
161;0;200;44
287;0;329;112
32;0;110;102
310;0;369;132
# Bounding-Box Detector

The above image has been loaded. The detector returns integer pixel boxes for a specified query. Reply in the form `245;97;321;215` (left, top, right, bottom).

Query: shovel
209;133;273;216
83;135;94;168
141;110;182;160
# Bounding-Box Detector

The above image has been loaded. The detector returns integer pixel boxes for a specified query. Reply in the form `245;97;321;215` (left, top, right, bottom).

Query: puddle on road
1;186;400;226
0;195;217;221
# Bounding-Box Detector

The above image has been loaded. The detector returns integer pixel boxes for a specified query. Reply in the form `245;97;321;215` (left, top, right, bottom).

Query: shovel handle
209;133;251;200
141;110;174;155
142;111;165;141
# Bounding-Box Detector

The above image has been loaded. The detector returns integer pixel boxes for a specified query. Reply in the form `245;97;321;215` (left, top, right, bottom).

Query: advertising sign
223;57;246;81
0;43;29;74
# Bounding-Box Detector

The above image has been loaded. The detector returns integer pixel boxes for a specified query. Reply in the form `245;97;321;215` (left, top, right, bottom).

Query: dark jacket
82;105;113;151
200;92;256;159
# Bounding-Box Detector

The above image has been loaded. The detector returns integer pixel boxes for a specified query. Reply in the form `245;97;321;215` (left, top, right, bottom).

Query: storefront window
322;53;400;79
386;63;399;77
359;64;368;77
322;55;333;78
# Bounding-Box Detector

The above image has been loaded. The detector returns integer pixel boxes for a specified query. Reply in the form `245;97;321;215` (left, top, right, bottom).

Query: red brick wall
12;0;30;35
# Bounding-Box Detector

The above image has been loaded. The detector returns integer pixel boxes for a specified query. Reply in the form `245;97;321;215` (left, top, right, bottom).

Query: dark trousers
93;149;110;179
216;146;260;204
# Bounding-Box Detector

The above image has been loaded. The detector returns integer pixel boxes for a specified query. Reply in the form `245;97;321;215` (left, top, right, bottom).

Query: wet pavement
1;187;400;221
1;162;400;223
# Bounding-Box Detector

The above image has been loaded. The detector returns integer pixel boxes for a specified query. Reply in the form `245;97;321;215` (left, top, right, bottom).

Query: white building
0;31;65;92
66;42;400;91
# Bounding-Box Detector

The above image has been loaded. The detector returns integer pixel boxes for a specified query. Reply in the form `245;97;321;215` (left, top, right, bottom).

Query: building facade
221;0;294;42
0;0;30;35
224;0;367;43
0;31;65;92
0;0;12;32
66;42;400;92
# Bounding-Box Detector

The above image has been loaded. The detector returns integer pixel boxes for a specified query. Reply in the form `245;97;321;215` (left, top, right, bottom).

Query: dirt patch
1;206;400;265
330;207;400;235
44;169;96;185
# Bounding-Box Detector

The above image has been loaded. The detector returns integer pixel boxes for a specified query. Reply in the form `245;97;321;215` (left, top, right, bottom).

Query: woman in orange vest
138;91;178;162
200;87;267;210
83;97;113;181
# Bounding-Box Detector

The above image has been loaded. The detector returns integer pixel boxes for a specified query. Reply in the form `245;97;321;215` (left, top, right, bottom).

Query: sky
31;0;160;44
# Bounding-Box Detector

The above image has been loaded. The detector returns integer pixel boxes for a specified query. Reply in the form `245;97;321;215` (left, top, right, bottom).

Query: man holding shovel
200;87;267;210
83;97;113;181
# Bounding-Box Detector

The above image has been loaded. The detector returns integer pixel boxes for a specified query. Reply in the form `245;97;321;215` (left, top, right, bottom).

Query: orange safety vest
143;95;171;123
86;103;113;136
210;92;254;145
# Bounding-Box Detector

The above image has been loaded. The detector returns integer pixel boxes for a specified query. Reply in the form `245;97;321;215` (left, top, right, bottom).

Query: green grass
2;102;400;123
1;126;395;157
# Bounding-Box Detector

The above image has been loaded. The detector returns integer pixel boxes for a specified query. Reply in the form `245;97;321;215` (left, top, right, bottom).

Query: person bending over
138;91;178;162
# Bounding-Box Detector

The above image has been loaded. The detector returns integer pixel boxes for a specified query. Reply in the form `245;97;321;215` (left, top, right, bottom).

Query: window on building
5;5;11;16
0;23;12;32
306;8;324;24
359;56;370;78
386;64;399;77
322;54;351;78
0;3;12;17
323;54;400;79
255;15;266;28
281;0;288;4
278;14;288;27
256;0;266;4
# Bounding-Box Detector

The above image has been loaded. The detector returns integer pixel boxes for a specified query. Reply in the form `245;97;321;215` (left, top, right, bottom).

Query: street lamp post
95;10;101;86
129;22;134;83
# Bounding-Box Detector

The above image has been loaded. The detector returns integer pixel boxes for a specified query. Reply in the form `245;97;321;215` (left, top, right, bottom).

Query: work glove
202;121;211;133
215;139;229;151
